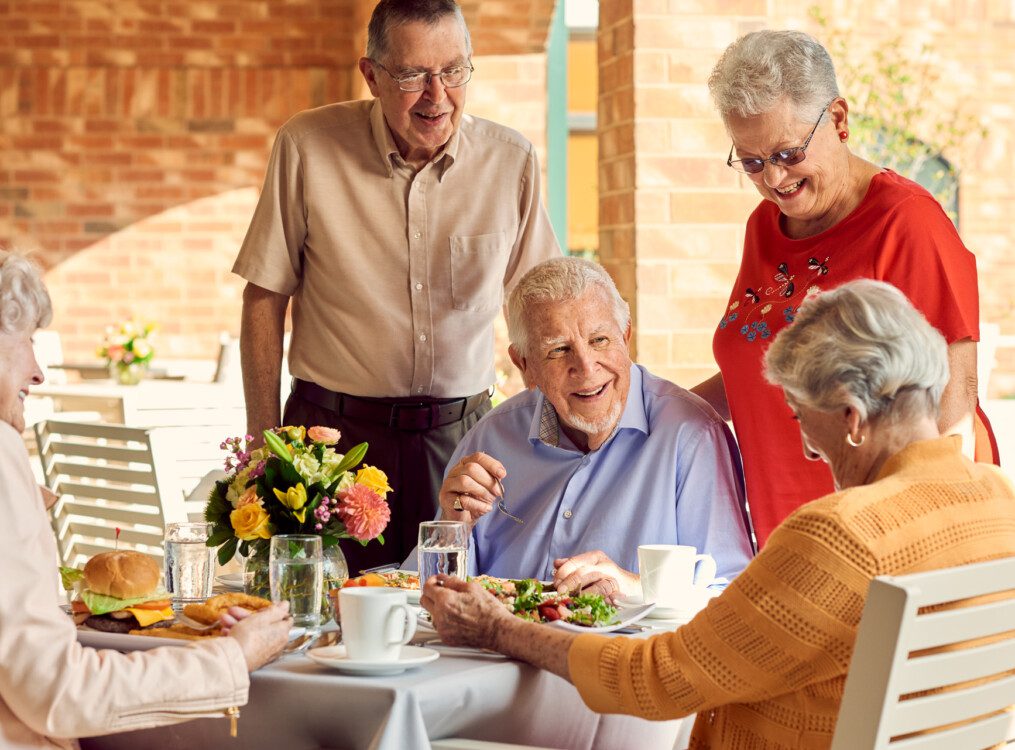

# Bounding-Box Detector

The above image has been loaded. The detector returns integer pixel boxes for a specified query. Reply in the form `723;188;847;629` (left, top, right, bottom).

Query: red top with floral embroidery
714;170;979;547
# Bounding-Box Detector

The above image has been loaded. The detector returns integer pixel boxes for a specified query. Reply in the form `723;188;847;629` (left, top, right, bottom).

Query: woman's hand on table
222;602;292;671
422;574;577;682
553;551;640;601
438;452;506;525
420;574;513;650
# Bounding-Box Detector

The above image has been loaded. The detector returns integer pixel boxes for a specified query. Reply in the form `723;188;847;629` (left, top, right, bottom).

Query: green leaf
332;442;368;476
263;430;293;464
217;537;238;567
321;534;340;548
376;533;384;545
81;588;170;615
207;527;234;547
60;566;85;591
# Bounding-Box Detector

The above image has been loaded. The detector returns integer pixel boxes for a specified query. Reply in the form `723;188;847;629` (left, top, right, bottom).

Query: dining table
78;609;695;750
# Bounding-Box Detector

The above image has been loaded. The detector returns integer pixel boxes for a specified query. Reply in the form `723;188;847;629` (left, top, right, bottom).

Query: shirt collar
368;99;461;179
528;364;648;450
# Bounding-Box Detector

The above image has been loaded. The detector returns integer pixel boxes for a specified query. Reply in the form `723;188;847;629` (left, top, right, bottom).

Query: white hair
708;29;840;126
764;279;949;424
0;249;52;334
507;257;630;356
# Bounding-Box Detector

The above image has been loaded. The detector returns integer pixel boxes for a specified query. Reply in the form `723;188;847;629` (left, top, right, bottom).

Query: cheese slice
124;606;174;628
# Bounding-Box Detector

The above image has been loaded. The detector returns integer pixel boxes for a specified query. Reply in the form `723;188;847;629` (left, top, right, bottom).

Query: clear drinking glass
164;521;215;605
417;521;468;581
269;535;323;629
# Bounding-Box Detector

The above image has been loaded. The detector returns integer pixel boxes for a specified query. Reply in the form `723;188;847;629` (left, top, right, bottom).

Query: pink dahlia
337;484;390;541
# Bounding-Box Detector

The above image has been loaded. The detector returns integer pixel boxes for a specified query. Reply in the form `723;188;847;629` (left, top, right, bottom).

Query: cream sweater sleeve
568;504;876;720
0;423;250;741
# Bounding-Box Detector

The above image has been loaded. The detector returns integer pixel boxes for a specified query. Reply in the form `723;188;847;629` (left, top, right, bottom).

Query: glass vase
245;542;347;621
111;361;146;385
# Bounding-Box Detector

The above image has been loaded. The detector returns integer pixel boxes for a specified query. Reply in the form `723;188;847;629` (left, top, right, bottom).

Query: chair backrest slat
831;556;1015;750
51;461;156;485
56;481;159;506
897;633;1015;694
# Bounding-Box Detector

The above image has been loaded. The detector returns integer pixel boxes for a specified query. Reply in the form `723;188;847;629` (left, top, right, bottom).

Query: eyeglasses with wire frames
371;60;474;92
726;98;837;175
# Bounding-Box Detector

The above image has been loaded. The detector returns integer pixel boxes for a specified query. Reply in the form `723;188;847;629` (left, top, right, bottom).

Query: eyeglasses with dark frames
726;98;837;175
372;60;474;92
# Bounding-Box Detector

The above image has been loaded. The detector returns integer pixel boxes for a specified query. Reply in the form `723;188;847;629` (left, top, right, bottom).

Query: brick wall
600;0;1015;396
0;0;549;363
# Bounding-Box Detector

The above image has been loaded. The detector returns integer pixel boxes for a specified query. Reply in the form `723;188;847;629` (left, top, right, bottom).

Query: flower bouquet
204;426;392;603
97;319;156;385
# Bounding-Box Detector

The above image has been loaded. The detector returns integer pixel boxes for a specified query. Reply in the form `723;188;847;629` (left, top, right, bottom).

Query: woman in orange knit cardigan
422;279;1015;749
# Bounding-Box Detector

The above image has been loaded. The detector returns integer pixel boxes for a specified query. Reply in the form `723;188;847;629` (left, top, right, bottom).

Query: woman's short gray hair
507;257;630;356
366;0;471;60
0;249;52;334
764;279;949;424
708;30;839;125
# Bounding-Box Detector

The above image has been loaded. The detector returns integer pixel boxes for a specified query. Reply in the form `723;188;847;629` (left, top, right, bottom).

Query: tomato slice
538;603;562;622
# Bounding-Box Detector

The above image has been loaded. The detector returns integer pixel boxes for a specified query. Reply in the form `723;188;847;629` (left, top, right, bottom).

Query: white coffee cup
638;544;717;610
339;588;417;661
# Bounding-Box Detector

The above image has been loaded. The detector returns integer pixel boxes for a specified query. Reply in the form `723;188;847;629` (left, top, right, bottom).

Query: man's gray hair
507;257;630;356
708;30;839;126
366;0;471;61
764;279;949;425
0;249;52;334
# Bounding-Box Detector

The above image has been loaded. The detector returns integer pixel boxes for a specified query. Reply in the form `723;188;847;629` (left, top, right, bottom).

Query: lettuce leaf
80;588;169;616
59;567;85;591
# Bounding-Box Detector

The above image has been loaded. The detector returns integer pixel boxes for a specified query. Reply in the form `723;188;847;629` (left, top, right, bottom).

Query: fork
494;477;523;525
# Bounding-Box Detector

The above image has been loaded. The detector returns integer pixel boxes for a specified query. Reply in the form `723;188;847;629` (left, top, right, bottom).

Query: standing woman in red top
692;29;995;548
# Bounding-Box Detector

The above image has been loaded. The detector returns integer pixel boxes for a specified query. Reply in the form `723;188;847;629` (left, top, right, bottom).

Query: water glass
269;535;323;629
164;522;215;605
417;521;468;581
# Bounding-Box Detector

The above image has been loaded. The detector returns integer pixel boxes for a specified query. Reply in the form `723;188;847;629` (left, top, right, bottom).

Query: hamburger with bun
65;551;175;633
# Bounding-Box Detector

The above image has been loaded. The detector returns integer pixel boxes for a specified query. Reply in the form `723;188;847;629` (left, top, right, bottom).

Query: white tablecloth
79;627;686;750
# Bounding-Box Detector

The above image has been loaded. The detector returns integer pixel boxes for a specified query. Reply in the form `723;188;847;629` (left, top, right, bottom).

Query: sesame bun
84;551;161;599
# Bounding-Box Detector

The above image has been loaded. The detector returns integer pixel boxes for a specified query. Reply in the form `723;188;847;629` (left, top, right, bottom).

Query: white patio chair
831;556;1015;750
35;420;227;568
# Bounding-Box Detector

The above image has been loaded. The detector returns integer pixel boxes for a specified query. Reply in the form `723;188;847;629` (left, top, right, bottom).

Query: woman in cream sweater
422;279;1015;749
0;250;291;748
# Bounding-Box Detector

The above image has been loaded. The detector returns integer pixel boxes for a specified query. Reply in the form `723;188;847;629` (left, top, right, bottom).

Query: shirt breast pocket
449;232;509;313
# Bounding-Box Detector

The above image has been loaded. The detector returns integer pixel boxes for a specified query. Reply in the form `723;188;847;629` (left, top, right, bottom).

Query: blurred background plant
811;6;988;228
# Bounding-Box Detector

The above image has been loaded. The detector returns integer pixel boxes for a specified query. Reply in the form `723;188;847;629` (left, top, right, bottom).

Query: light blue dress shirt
437;365;754;586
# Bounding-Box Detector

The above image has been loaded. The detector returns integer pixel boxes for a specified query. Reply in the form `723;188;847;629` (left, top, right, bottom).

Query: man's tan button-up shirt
233;99;560;398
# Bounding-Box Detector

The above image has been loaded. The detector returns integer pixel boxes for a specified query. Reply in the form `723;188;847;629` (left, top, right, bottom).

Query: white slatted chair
831;556;1015;750
430;740;550;749
35;420;225;568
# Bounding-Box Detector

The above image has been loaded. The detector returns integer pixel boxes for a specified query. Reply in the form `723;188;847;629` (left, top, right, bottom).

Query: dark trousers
283;389;491;574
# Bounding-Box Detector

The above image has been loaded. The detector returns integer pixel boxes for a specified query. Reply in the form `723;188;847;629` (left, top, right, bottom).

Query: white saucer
306;644;438;676
618;589;713;622
214;573;244;591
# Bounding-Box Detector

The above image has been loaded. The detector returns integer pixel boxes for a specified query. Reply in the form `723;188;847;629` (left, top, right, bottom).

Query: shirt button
413;231;421;240
415;282;423;291
417;386;424;394
563;509;573;519
419;333;427;342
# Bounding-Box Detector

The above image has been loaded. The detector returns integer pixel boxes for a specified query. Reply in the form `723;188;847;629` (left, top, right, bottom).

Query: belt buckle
389;402;439;430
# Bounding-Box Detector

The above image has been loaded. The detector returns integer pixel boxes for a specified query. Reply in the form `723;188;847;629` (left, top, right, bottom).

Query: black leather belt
292;379;491;431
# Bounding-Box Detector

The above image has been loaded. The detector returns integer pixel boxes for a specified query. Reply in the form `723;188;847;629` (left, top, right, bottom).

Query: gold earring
845;432;865;448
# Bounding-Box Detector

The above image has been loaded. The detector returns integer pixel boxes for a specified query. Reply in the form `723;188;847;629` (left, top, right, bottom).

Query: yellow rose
230;503;272;541
274;482;309;522
355;465;392;498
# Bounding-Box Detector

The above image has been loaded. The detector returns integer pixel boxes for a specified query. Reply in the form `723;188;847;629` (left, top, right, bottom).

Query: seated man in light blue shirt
431;257;754;595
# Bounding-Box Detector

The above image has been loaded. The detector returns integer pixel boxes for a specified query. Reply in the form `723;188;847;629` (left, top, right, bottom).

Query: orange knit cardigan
569;436;1015;749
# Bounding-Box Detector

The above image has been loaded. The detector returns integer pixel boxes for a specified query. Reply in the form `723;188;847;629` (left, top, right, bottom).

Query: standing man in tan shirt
232;0;560;573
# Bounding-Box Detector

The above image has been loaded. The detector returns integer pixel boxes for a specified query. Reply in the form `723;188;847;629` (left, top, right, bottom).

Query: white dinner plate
76;628;188;651
417;600;656;634
306;644;438;676
215;572;244;591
